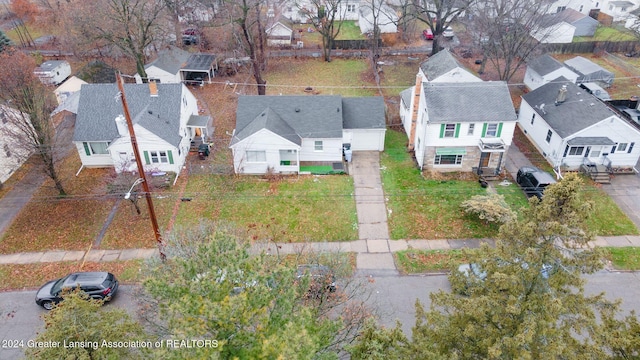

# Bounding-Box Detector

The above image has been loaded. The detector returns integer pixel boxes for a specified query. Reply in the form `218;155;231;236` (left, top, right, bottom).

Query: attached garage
342;97;387;151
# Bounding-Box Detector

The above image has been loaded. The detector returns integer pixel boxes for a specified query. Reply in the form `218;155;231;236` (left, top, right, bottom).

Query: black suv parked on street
35;272;119;310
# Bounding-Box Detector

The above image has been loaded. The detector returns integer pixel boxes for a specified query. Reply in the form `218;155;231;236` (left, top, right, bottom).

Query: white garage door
347;130;385;151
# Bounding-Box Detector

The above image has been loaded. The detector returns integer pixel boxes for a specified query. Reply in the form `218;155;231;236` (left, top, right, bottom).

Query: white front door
587;146;603;163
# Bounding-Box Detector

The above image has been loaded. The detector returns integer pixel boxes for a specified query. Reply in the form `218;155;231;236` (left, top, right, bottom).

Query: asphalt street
2;272;640;358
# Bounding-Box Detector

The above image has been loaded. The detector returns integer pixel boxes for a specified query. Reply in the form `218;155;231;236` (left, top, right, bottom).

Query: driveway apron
350;151;397;271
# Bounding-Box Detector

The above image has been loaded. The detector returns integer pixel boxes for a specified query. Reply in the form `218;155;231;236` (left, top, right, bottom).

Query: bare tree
0;50;67;195
222;0;268;95
414;0;476;55
395;0;417;43
466;0;554;81
80;0;167;79
299;0;347;62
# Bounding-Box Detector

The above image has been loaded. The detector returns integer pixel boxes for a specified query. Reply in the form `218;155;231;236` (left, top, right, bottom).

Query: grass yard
573;26;637;42
382;130;501;239
378;56;424;97
0;260;145;291
605;247;640;270
265;58;377;97
174;174;358;242
395;249;469;274
335;21;366;40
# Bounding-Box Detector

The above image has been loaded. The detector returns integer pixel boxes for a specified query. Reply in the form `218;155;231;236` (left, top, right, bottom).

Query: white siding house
418;49;482;83
524;54;579;90
137;46;191;84
230;95;386;174
0;106;32;183
73;83;212;179
266;21;294;47
518;78;640;172
54;76;88;105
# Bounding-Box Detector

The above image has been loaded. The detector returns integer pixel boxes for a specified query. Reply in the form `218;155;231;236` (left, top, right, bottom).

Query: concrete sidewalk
2;236;640;265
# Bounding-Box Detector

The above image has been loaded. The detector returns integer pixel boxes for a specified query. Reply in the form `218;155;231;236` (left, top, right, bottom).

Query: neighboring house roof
35;60;67;72
541;8;594;26
423;82;516;123
52;91;81;116
610;1;634;7
266;20;293;34
181;54;216;72
342;97;386;129
527;54;565;76
145;46;191;74
400;87;412;109
564;56;614;84
73;83;184;147
522;77;616;138
419;49;470;81
232;96;344;145
54;76;88;95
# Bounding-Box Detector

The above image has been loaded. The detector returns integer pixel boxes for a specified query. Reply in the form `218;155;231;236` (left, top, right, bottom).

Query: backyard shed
564;56;614;88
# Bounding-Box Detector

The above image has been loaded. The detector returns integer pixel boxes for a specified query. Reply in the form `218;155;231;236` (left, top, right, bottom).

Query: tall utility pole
115;72;166;261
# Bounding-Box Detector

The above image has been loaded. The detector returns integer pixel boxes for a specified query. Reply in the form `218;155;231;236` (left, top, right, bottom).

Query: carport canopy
180;54;217;84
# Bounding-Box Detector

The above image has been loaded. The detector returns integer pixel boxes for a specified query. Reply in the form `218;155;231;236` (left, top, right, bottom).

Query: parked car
35;272;119;310
182;28;200;45
422;28;434;40
296;264;336;297
516;166;557;199
443;27;454;39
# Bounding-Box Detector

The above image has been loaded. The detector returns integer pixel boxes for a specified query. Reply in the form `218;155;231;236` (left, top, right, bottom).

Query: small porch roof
567;137;615;146
187;114;211;128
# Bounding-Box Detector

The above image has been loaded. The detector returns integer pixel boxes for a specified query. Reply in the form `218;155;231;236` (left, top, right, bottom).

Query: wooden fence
542;41;639;54
332;39;383;50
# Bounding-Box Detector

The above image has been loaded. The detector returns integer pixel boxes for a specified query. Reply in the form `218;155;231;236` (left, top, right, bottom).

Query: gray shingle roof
522;77;616;138
231;95;385;145
232;96;344;145
342;97;386;129
423;82;516;123
181;54;216;71
564;56;611;77
146;46;191;75
527;54;564;76
567;137;615;145
419;49;469;81
35;60;68;72
400;87;412;109
73;83;184;147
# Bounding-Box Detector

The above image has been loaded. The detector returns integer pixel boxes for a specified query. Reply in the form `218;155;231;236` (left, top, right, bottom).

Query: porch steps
580;164;611;184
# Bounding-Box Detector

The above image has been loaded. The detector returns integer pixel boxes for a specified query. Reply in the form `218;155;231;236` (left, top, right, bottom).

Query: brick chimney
408;74;422;151
149;81;158;97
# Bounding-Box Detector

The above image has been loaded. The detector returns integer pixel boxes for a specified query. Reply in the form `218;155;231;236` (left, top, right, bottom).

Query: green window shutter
497;123;503;137
454;123;460;138
481;123;487;137
83;142;91;156
143;151;150;165
168;150;174;164
439;124;445;138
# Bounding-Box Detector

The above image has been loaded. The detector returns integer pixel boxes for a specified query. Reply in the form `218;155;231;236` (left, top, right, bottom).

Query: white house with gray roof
524;54;579;90
72;83;212;178
518;77;640;174
229;95;386;174
135;46;217;84
400;52;516;174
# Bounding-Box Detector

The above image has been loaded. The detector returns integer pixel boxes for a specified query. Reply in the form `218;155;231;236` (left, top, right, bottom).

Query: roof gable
420;49;474;81
527;54;564;76
73;83;185;147
342;97;386;129
522;77;616;137
145;46;191;75
423;82;516;123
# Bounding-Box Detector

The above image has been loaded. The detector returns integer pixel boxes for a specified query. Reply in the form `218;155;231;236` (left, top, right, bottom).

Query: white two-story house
400;50;517;175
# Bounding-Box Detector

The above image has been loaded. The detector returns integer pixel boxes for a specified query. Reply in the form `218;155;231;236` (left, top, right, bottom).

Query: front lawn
605;247;640;270
174;174;358;242
336;21;366;40
395;249;468;274
382;130;500;239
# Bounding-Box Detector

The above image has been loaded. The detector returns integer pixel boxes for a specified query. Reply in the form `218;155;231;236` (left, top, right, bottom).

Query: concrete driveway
601;172;640;230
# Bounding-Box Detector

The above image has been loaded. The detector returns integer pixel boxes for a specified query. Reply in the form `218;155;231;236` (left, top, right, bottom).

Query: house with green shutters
72;83;212;179
399;50;517;175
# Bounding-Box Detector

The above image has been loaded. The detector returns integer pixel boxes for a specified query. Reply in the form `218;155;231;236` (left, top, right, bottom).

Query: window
556;6;566;12
314;141;323;151
83;142;109;156
531;113;535;125
609;5;613;10
347;4;355;12
0;109;7;124
150;151;169;163
618;143;628;152
435;154;463;165
467;124;475;136
4;144;10;157
485;123;498;137
568;146;585;156
246;150;266;162
546;130;553;143
442;123;457;138
579;5;583;12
